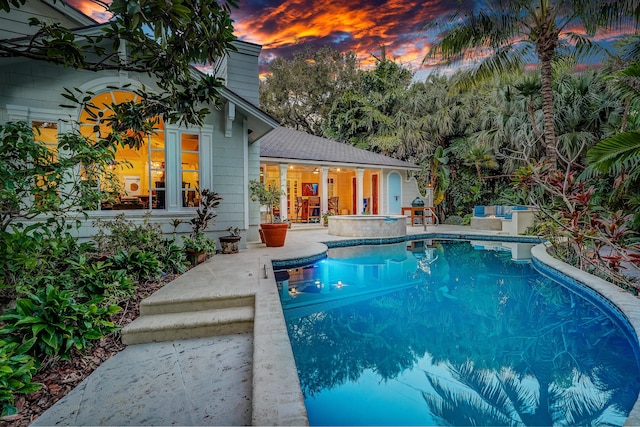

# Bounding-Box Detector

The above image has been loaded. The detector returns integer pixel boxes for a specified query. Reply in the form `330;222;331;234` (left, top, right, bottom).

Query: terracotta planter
219;235;241;254
260;223;288;247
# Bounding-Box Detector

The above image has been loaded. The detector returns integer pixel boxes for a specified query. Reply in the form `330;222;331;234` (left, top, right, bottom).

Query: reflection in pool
276;240;640;426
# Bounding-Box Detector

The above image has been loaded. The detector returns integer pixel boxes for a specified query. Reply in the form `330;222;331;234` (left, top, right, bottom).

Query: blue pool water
276;240;640;426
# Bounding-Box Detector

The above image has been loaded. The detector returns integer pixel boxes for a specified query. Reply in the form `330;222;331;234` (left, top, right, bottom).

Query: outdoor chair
295;196;304;223
328;196;339;214
307;196;321;223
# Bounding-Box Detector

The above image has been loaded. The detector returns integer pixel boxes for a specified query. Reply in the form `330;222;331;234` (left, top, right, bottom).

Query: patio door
388;172;401;214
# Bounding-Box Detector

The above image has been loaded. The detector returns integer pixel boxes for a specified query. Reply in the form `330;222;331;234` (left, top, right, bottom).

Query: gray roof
259;127;420;170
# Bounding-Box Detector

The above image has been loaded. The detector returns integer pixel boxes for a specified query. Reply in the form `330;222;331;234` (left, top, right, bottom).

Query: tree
259;47;359;136
324;56;414;152
1;0;238;127
424;0;638;169
460;145;499;180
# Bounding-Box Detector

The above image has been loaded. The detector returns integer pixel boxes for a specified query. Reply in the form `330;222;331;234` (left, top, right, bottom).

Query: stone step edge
140;294;255;316
121;306;254;345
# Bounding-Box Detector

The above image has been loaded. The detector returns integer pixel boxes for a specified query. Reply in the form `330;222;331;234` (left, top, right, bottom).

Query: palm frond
587;130;640;172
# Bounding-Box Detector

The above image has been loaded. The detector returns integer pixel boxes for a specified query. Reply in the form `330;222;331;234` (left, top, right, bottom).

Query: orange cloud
232;0;451;76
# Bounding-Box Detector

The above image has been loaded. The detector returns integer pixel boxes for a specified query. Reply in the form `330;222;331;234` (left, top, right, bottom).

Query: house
0;1;278;247
1;1;427;247
258;127;425;224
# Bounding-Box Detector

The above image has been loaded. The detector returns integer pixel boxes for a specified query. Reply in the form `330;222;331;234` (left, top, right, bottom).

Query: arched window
78;90;166;210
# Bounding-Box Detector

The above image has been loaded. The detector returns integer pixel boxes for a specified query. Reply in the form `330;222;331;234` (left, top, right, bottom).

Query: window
181;133;199;207
78;90;165;210
32;121;59;206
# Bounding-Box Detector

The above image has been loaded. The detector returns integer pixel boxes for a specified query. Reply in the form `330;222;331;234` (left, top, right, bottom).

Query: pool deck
31;224;640;426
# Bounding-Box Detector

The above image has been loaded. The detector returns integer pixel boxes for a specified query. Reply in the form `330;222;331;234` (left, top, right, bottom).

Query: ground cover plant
0;213;190;424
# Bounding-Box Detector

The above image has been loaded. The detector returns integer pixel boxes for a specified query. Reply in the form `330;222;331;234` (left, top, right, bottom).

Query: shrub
444;215;464;225
0;285;121;360
65;256;135;305
93;213;188;276
93;213;165;255
0;338;41;417
158;240;188;274
109;249;162;283
0;227;94;296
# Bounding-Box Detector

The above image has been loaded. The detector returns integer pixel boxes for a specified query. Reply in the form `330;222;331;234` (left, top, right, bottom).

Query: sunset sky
66;0;635;81
230;0;465;79
229;0;634;80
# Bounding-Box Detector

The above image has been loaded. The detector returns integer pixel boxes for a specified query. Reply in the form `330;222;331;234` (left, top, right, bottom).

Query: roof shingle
259;127;420;170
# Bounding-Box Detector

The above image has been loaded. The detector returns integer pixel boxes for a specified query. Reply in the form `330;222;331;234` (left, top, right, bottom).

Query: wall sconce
313;168;319;174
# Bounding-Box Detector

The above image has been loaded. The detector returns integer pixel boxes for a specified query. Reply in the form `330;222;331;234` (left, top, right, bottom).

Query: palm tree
587;62;640;182
427;146;451;206
461;145;499;179
423;0;638;169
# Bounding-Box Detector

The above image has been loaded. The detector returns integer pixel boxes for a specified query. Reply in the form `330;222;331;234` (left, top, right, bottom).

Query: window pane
181;134;199;208
76;90;165;211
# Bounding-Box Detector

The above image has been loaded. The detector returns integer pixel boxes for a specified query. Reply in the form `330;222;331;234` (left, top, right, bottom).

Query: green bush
66;256;135;305
93;213;165;255
444;215;464;225
158;240;188;275
0;285;121;360
93;213;187;275
0;338;42;417
0;227;94;296
109;249;162;283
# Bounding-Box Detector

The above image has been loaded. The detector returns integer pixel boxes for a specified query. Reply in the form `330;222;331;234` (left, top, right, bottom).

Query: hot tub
328;215;406;238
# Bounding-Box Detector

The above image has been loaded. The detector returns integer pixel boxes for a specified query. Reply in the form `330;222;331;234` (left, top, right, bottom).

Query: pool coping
265;232;640;426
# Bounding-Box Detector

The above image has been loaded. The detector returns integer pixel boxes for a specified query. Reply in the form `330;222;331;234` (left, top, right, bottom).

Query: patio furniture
402;206;435;225
307;196;321;223
328;196;339;214
294;196;304;223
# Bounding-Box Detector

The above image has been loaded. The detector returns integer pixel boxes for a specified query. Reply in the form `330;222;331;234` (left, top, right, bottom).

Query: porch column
321;167;329;213
279;164;288;220
356;168;365;214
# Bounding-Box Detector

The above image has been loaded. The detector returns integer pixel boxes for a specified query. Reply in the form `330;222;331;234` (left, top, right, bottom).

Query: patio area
32;224;640;426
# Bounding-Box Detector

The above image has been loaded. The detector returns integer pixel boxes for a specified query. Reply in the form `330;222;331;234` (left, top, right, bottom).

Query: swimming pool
275;239;640;426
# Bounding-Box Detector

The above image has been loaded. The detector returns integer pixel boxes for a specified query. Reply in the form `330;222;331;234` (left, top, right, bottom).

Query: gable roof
259;127;420;170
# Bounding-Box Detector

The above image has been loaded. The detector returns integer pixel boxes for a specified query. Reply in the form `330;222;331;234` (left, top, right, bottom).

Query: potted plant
182;189;222;265
322;211;335;226
249;179;288;247
219;226;242;254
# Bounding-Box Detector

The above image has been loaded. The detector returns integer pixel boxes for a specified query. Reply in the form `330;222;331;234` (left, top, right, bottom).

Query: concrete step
140;294;255;316
121;306;254;345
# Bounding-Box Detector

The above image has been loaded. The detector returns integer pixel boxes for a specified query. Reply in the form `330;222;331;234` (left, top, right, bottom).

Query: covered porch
260;163;383;222
258;127;424;224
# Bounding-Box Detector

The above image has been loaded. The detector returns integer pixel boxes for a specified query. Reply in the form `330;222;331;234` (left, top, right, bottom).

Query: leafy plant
188;189;222;235
226;226;241;237
0;285;121;360
66;256;135;304
181;233;217;254
157;239;188;274
0;338;42;417
322;211;335;224
179;189;222;255
93;213;165;255
109;249;162;283
93;213;187;275
249;179;284;223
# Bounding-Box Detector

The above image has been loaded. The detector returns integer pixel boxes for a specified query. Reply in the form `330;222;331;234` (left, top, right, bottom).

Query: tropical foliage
0;0;238;128
423;0;639;168
259;46;359;136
